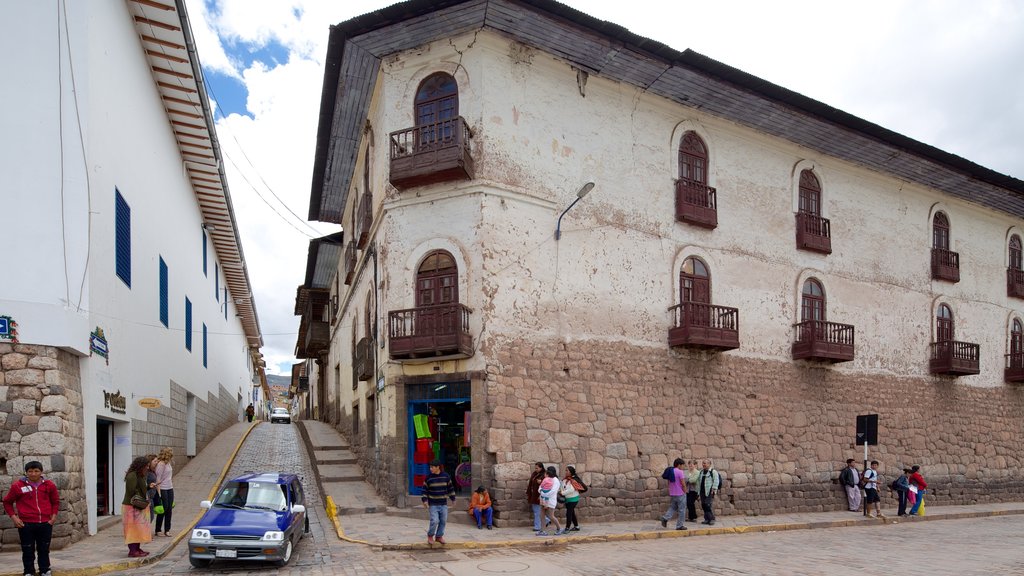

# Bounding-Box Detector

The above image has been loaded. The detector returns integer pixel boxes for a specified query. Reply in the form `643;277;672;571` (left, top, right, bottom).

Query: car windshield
273;409;288;414
213;481;288;511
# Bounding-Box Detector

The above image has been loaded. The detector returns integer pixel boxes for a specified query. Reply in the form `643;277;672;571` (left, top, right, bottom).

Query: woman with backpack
560;465;588;531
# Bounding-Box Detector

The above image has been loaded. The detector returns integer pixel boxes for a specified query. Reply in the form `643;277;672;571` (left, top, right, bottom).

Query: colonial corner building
1;2;268;546
295;0;1024;523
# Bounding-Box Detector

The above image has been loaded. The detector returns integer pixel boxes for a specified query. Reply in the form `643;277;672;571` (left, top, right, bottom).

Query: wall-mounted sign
0;315;18;343
138;397;162;409
103;389;126;414
90;327;109;365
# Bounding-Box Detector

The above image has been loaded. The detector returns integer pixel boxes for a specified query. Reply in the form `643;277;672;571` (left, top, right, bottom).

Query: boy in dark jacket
421;460;456;546
3;461;60;576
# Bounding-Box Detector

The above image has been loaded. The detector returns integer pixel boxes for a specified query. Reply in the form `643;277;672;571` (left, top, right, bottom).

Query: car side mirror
291;504;306;514
200;500;212;509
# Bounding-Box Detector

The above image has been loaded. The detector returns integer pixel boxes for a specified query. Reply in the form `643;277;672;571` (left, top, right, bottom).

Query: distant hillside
266;374;291;387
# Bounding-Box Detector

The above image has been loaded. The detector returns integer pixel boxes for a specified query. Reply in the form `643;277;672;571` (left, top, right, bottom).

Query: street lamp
554;182;595;240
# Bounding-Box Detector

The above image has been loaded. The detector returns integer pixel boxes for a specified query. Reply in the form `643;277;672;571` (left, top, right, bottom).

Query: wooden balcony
389;117;474;190
792;320;854;362
795;212;831;254
389;303;473;360
1005;353;1024;383
668;302;739;351
303;320;330;355
354;337;374;381
929;340;979;376
356;191;372;250
931;248;960;282
674;180;717;229
1008;268;1024;298
343;242;356;285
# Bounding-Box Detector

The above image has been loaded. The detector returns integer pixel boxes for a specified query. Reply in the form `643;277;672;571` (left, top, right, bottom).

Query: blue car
188;473;308;567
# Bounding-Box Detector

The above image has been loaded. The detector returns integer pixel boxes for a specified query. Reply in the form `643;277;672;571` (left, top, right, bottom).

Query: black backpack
661;467;676;481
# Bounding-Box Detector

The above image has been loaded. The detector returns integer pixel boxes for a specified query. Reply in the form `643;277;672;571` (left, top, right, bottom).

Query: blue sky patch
205;69;251;119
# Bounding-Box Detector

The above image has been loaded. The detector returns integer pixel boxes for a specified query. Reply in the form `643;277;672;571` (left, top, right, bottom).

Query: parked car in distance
188;473;308;568
270;407;291;424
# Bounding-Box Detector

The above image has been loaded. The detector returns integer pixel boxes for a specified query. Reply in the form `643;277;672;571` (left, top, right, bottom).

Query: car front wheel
275;540;293;567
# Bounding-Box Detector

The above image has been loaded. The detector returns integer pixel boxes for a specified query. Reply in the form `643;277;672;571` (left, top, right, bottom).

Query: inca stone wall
0;344;86;549
482;339;1024;525
133;382;241;470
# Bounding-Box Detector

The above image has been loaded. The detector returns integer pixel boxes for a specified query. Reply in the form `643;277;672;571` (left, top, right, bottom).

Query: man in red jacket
3;461;59;576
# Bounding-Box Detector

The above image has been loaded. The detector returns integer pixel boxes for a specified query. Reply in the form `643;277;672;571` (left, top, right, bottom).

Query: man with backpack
697;459;721;526
839;458;861;512
658;458;687;530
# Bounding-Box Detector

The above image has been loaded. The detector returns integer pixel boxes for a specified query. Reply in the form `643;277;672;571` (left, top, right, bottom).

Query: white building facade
0;0;264;544
303;0;1024;521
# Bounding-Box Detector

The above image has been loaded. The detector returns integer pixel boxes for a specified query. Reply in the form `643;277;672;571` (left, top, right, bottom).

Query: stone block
40;395;69;415
1;354;28;370
13;399;36;415
492;461;530;482
20;431;65;455
553;433;578;450
51;453;65;472
520;442;550;463
27;356;59;370
38;416;63;432
486;428;511;453
6;369;44;386
605;442;627;458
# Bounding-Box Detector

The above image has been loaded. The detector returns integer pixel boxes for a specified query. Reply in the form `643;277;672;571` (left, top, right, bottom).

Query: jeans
531;503;542;531
896;489;909;515
18;522;52;575
564;501;579;528
154;488;174;533
661;495;686;528
473;507;493;527
686;490;699;521
428;504;449;537
700;493;716;523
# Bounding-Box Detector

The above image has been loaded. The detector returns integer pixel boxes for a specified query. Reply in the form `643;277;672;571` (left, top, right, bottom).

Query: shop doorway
96;418;113;516
407;381;470;495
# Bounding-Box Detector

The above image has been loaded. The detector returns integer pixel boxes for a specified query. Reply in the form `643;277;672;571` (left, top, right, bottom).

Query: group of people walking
525;462;589;536
659;459;721;530
122;449;176;557
840;459;928;517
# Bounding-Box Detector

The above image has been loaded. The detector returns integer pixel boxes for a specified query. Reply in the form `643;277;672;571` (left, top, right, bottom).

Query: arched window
415;73;458;146
1012;319;1023;356
936;304;954;342
800;279;826;322
416;250;458;307
798;170;821;217
678;132;708;184
680;257;710;304
1010;235;1022;271
932;213;950;250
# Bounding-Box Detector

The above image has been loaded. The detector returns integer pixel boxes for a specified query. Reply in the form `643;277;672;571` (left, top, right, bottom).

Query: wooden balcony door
679;132;708;194
798;170;822;220
416;73;458;149
936;304;954;342
680;257;710;325
798;279;825;342
1011;320;1023;366
933;213;950;250
416;251;459;336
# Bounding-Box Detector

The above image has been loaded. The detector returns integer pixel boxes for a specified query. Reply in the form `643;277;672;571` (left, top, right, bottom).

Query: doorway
96;418;113;516
407;381;470;495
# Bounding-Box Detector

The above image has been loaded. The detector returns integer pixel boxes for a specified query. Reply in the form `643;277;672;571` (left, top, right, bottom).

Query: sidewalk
0;421;256;576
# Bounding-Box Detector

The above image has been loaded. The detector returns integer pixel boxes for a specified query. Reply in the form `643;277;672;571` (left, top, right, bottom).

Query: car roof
226;472;300;485
272;407;289;412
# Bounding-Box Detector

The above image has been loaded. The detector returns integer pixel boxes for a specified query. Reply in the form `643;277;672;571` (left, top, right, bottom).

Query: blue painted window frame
202;230;208;277
215;263;219;300
115;189;131;287
159;257;169;327
202;323;208;368
185;296;193;351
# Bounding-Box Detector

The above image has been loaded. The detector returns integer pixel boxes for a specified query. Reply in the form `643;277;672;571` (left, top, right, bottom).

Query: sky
182;0;1024;375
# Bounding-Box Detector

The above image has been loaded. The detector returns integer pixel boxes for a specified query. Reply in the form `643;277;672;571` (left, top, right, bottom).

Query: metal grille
406;380;470;401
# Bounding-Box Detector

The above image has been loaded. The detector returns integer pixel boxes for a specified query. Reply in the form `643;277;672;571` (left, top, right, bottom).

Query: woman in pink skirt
122;456;153;557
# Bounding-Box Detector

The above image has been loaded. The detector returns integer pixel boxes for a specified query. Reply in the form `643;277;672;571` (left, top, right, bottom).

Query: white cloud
186;0;1024;374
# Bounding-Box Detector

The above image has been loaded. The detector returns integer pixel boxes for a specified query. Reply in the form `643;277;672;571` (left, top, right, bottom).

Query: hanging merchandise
413;413;431;439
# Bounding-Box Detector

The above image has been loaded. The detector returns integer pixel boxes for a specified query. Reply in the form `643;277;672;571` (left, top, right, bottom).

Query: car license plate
215;549;237;558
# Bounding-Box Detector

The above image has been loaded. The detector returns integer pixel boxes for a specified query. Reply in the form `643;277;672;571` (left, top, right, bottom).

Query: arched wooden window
936;304;954;342
1012;319;1023;355
416;250;458;307
678;132;708;184
1010;235;1023;270
680;257;710;304
798;170;821;217
415;73;458;145
801;279;826;322
933;213;950;250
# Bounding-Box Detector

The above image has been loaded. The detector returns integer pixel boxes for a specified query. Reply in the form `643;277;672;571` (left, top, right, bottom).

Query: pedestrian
697;459;720;525
537;466;563;536
145;454;159;522
659;458;688;530
562;465;587;531
908;465;927;515
245;403;255;422
685;459;700;522
122;456;153;557
3;460;59;576
526;462;545;533
468;486;493;529
893;467;911;516
422;460;455;546
863;460;884;518
153;447;175;537
839;458;861;512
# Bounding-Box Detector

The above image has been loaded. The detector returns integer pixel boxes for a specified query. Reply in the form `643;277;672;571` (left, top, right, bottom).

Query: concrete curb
33;421;260;576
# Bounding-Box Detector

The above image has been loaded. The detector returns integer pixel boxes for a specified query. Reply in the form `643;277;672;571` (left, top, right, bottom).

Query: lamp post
555;182;595;240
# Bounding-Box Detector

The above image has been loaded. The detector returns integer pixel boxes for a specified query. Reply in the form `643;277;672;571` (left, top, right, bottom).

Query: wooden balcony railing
1005;352;1024;383
931;248;960;282
303;320;330;356
929;340;979;376
674;180;717;229
354;336;374;381
792;320;854;362
356;191;372;250
1008;268;1024;298
795;211;831;254
389;303;474;360
389;117;474;190
668;302;739;351
343;242;356;285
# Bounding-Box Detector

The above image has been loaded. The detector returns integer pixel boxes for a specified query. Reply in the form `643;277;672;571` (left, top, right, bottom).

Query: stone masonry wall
0;344;86;549
133;382;241;471
483;339;1024;525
